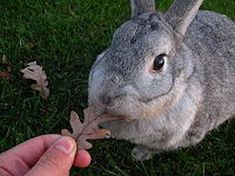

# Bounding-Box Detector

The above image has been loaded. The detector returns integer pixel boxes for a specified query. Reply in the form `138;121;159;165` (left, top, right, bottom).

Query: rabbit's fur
88;0;235;160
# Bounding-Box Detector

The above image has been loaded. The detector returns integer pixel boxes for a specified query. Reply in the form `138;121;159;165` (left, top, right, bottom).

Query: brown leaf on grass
21;61;49;99
0;71;10;78
0;54;11;78
62;106;121;150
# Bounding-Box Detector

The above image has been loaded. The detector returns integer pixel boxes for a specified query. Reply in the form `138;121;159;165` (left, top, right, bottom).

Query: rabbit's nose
99;93;111;105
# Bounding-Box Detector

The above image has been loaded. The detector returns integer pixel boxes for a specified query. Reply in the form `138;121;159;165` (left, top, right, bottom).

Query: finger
25;136;76;176
0;134;61;176
73;150;91;168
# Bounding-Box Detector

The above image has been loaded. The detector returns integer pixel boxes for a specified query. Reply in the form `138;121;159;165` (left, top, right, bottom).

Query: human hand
0;134;91;176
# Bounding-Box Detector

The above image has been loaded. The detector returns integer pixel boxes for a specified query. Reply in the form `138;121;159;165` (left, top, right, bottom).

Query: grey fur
131;0;155;17
88;0;235;160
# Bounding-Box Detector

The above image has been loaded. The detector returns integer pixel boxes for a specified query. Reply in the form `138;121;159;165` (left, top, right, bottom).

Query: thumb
25;136;76;176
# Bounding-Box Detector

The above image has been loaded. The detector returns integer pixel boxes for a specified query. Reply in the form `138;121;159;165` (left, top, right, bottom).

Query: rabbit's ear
130;0;155;17
164;0;204;36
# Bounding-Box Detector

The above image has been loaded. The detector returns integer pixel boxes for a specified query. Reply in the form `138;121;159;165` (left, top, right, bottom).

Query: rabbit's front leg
131;146;159;161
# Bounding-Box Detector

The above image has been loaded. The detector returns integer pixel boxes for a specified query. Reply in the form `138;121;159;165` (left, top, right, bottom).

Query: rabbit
88;0;235;161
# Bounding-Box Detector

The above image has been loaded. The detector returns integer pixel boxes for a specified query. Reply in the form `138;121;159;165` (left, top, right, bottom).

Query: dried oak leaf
0;71;10;78
21;61;49;99
0;54;11;78
62;107;120;150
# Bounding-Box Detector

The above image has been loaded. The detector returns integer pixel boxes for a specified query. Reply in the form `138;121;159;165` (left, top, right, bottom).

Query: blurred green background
0;0;234;175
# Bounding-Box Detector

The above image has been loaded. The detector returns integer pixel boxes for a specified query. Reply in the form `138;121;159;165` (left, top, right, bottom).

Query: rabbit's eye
153;54;166;71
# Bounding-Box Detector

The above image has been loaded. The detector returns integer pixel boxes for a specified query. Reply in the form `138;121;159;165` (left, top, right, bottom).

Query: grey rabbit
88;0;235;160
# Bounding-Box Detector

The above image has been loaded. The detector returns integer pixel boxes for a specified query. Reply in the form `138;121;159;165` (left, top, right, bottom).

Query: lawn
0;0;234;175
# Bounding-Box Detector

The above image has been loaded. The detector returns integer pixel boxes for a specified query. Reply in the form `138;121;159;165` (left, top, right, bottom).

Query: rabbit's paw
131;146;155;161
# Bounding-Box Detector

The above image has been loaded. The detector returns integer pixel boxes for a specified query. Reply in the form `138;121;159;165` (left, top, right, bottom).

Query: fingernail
55;137;75;154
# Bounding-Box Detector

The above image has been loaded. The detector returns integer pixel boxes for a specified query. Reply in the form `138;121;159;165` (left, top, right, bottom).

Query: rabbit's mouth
103;112;132;122
93;105;134;122
105;98;146;120
90;101;139;121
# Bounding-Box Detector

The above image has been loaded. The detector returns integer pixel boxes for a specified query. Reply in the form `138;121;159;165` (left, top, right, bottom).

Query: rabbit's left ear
164;0;204;36
130;0;155;17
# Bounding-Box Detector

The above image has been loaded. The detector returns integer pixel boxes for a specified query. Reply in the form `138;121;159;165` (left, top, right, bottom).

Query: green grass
0;0;234;175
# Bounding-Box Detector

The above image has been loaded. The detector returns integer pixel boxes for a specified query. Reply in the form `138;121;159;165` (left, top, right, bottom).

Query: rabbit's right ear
130;0;155;17
164;0;204;36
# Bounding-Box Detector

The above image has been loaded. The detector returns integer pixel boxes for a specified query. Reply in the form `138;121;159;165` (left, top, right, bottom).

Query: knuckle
0;166;12;176
37;153;60;170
